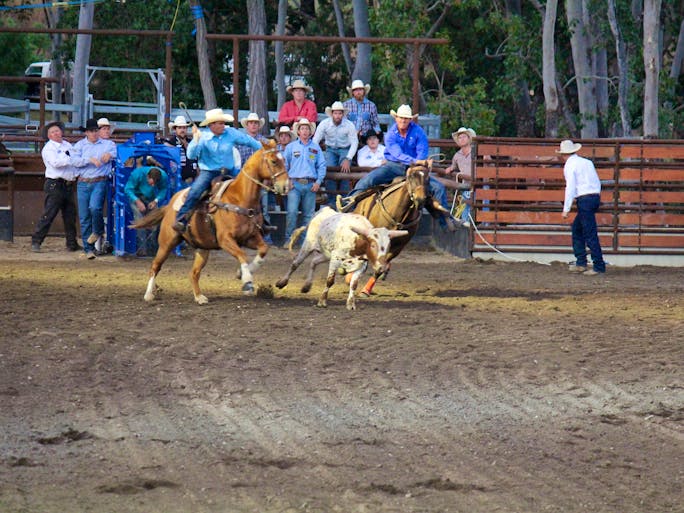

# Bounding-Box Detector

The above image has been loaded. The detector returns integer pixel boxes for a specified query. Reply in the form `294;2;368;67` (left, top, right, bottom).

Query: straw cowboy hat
286;79;313;94
556;140;582;154
324;101;349;117
451;127;476;142
346;79;371;96
199;108;234;127
276;125;294;140
240;112;265;129
292;117;316;133
97;117;112;128
390;104;418;120
168;115;190;131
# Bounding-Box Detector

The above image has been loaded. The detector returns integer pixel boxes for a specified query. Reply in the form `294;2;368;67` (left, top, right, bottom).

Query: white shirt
357;144;386;168
41;139;78;181
563;153;601;213
312;117;359;161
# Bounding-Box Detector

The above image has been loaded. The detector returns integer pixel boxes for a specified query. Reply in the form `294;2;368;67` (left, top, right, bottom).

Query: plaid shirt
236;133;266;168
343;97;381;136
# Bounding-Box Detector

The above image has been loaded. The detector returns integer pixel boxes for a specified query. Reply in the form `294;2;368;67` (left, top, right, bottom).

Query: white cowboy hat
390;104;418;120
199;108;234;127
451;127;476;142
240;112;265;129
346;79;371;96
324;101;349;117
286;79;313;94
292;117;316;134
556;140;582;154
168;115;190;131
97;117;111;127
276;125;294;139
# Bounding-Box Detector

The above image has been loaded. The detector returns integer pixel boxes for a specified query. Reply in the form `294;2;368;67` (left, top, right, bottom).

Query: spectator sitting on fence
355;129;385;168
164;115;198;185
282;117;326;248
277;79;318;126
173;108;260;234
125;165;169;257
343;79;381;138
313;101;358;205
337;104;461;231
444;127;476;227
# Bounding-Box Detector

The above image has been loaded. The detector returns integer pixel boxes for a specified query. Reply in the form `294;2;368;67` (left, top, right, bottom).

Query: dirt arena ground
1;236;682;513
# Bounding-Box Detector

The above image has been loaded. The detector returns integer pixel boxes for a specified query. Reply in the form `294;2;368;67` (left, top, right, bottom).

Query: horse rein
239;148;288;194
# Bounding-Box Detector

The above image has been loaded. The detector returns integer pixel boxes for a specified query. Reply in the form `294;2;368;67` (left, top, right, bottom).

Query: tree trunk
332;0;353;75
670;19;684;79
586;7;608;135
566;0;598;138
189;0;217;110
505;0;535;137
275;0;287;110
542;0;560;137
607;0;632;136
642;0;661;138
247;0;269;135
45;6;65;108
351;0;372;83
72;1;94;127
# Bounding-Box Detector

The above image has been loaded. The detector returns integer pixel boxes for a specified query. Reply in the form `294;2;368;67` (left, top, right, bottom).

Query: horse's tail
129;206;168;229
288;226;307;251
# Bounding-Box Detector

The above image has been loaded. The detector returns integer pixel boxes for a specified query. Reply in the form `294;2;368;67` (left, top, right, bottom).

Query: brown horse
345;162;430;296
131;139;288;303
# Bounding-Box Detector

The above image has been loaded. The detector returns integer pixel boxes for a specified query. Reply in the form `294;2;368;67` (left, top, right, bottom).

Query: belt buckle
296;178;309;185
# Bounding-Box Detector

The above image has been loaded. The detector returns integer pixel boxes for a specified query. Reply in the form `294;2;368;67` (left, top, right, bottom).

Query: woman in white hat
445;127;477;226
173;108;263;233
277;79;318;126
343;79;381;137
164;115;198;183
556;140;605;275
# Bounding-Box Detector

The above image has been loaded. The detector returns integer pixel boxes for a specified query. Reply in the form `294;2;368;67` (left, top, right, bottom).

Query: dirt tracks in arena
1;237;682;513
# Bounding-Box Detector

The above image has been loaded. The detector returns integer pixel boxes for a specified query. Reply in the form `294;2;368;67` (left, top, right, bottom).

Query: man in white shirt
557;140;605;275
31;121;80;253
313;101;358;205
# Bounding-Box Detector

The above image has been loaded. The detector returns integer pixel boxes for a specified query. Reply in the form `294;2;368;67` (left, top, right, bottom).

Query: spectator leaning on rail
124;165;169;257
71;118;117;259
557;140;606;275
313;101;358;205
277;79;318;127
173;108;261;234
30;121;80;253
343;79;381;138
282;117;327;246
355;129;386;168
337;104;461;231
444;127;476;228
164;115;198;185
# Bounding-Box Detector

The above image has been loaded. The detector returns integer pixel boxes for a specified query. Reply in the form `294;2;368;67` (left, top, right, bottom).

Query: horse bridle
373;167;427;230
240;148;288;194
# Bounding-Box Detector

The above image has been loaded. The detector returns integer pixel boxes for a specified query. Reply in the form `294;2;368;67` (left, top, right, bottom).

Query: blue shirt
383;121;429;165
71;137;117;179
187;127;261;171
124;166;169;204
283;138;327;185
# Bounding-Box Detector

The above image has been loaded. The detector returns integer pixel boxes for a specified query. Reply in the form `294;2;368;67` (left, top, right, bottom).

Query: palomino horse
344;161;430;296
131;139;288;303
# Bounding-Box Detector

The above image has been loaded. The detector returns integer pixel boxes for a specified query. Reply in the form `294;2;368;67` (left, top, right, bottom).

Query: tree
274;0;287;109
642;0;661;138
541;0;560;137
246;0;269;134
72;0;94;126
607;0;632;136
189;0;217;109
351;0;372;83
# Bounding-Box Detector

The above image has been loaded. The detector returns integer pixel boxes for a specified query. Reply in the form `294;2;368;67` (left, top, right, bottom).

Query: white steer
276;207;408;310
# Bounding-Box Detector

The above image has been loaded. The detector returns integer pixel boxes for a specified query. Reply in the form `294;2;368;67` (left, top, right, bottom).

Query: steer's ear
350;225;370;237
387;229;409;238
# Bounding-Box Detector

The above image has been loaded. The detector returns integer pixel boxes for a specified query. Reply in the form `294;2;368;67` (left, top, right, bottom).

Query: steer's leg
275;243;313;289
301;252;327;293
317;259;341;308
346;268;364;310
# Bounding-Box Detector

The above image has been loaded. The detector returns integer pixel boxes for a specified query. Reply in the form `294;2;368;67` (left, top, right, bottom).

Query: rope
169;0;181;32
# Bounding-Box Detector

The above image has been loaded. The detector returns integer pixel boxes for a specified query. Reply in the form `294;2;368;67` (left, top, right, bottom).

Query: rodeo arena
1;27;683;513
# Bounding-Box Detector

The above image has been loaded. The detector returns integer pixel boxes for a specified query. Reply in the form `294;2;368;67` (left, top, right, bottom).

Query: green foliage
0;17;50;98
427;78;497;136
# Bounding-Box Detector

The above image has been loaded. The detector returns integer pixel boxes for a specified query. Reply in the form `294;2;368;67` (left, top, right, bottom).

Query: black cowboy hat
43;120;65;139
360;129;383;145
79;118;99;132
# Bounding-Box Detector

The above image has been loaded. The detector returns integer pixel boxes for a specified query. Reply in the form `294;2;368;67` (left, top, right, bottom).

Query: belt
79;176;108;183
327;146;350;150
48;177;76;184
293;178;316;184
576;193;600;199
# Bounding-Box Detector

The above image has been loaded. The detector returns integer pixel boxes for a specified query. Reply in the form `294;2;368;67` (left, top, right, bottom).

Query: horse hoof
275;279;288;289
301;283;312;294
242;283;255;295
195;294;209;305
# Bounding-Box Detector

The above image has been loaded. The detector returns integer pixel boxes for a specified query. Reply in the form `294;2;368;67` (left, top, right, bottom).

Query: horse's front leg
218;237;254;295
190;249;211;304
144;219;181;302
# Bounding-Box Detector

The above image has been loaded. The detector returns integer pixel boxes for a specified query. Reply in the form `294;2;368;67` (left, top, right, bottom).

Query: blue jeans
324;147;351;203
572;194;605;272
176;168;221;220
285;180;317;241
349;161;406;195
77;180;108;251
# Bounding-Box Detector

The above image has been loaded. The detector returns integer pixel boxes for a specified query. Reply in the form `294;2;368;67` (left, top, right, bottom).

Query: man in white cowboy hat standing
337;104;460;230
173;108;262;233
278;79;318;126
313;101;358;204
343;79;380;138
445;127;477;227
282;117;327;245
556;140;606;275
164;115;198;184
